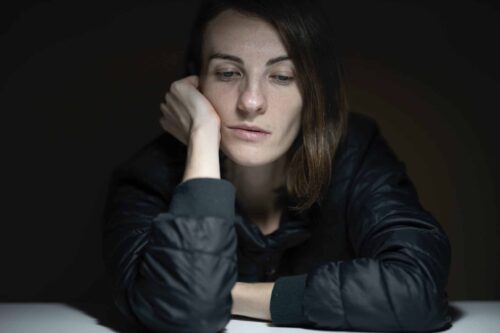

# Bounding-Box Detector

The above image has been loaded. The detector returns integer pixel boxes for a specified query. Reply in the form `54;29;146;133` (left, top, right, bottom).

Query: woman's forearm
182;127;221;181
231;282;274;321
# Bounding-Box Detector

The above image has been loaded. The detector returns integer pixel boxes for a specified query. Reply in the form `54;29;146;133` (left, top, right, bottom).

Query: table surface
0;301;498;333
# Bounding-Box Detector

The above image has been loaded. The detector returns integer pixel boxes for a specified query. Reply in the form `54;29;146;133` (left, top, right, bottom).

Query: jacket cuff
168;178;236;221
270;274;309;326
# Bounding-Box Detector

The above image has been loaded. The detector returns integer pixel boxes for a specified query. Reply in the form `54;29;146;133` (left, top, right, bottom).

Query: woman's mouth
227;125;271;142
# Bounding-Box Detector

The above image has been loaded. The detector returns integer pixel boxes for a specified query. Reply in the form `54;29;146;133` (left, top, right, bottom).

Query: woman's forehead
202;9;287;59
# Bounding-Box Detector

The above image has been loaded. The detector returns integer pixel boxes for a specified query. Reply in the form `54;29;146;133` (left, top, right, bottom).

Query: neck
224;156;287;218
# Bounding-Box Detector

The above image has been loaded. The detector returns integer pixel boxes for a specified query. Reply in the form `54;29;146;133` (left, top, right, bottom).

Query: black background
1;0;499;304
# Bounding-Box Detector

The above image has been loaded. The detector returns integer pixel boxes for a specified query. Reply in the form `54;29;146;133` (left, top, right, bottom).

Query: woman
102;0;452;332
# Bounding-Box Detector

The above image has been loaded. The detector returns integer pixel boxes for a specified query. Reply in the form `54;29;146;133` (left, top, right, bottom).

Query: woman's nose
237;80;266;116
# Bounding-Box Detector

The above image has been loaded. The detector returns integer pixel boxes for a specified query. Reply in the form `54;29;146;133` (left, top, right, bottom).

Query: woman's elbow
122;284;233;333
396;285;451;332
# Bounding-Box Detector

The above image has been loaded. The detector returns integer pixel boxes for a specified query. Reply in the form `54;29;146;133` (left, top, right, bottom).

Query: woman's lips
227;127;271;141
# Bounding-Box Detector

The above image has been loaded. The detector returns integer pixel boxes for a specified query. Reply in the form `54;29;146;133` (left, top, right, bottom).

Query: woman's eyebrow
208;53;291;66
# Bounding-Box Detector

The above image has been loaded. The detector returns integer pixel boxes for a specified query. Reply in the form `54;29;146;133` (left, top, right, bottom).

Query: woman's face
199;9;303;167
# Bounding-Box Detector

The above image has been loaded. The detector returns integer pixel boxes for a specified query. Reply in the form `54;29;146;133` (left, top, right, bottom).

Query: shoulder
341;111;381;151
325;111;402;207
333;111;386;174
108;132;186;199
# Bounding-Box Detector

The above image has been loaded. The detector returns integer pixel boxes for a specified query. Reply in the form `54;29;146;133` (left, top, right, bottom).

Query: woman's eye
216;71;241;81
272;74;294;84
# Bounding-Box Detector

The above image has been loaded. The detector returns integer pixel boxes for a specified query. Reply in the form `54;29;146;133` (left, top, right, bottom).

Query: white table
0;301;498;332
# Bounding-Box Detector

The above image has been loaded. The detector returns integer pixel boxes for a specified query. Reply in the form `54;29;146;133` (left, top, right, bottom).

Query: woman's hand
160;75;222;181
159;75;220;145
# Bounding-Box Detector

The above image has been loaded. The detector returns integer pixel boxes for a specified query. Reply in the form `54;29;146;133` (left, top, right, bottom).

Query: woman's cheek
207;87;233;115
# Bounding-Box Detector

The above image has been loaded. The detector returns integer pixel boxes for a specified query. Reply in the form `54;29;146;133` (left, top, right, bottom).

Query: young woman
102;0;452;332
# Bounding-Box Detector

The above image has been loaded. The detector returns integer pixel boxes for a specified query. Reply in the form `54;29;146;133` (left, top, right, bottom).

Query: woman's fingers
161;93;189;145
165;92;192;130
159;103;188;145
159;74;220;143
184;75;199;88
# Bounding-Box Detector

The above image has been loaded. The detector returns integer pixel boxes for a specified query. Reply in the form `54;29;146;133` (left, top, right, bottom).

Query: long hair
185;0;348;213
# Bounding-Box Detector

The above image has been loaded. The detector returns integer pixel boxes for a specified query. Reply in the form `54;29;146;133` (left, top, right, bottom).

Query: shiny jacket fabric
101;112;452;332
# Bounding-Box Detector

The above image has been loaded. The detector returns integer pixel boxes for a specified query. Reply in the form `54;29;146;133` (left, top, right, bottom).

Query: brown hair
185;0;348;213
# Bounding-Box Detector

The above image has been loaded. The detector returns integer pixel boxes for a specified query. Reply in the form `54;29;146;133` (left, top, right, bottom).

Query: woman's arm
102;146;237;333
102;76;237;333
268;115;452;332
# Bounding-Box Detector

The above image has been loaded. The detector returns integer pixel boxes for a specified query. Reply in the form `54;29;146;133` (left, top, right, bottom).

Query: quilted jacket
101;111;452;332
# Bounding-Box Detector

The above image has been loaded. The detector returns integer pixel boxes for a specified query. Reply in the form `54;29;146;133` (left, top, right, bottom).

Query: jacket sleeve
101;157;238;333
270;119;452;332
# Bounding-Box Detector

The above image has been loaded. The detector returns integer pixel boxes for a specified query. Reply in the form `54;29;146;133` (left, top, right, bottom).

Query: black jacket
101;112;452;332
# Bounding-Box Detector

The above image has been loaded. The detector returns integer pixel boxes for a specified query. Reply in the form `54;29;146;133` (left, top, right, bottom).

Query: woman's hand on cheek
159;75;220;145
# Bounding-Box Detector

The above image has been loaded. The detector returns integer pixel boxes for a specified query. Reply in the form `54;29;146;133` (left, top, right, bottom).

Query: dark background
1;0;499;304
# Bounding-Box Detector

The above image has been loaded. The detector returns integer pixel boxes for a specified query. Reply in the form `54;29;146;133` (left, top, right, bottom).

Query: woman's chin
220;145;275;168
223;153;269;167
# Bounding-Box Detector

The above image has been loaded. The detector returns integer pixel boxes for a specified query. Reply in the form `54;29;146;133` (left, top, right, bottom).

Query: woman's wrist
182;127;221;182
231;282;274;321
